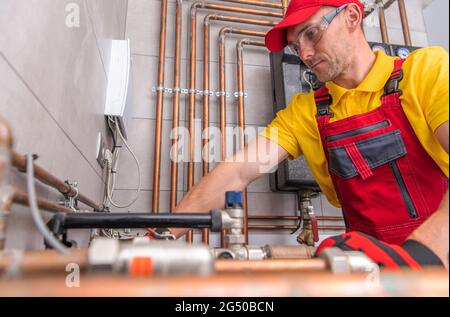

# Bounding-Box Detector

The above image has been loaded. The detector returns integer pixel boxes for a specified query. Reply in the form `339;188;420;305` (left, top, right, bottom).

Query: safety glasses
288;3;349;56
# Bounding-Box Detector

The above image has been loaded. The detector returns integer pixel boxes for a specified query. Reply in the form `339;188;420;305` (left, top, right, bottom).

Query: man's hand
316;231;444;270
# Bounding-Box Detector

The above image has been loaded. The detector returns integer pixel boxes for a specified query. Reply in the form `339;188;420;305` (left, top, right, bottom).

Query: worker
171;0;449;270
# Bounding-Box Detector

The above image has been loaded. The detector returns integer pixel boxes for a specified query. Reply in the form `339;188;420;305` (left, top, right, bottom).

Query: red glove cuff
316;231;443;270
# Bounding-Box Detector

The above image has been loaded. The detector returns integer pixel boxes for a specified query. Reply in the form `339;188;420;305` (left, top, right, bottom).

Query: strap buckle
315;94;334;118
384;69;404;96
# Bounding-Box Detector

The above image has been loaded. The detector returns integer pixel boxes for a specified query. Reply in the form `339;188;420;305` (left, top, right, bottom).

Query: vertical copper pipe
152;0;168;214
0;117;13;250
186;3;202;243
217;26;271;247
236;41;248;243
378;5;389;43
170;0;183;213
281;0;289;16
201;16;273;245
236;39;266;244
397;0;412;46
188;2;281;189
187;1;280;243
219;29;228;165
218;25;269;162
218;29;228;248
224;0;283;9
201;16;212;244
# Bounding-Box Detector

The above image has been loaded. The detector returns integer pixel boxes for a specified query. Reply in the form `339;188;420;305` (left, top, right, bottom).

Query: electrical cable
26;154;68;254
105;117;141;209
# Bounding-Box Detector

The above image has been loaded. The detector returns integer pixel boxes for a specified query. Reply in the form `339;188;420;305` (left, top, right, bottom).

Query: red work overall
314;59;448;245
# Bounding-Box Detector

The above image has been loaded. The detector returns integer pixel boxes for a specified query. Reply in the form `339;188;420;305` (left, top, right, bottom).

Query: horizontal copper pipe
215;258;327;273
224;0;283;9
12;151;101;211
0;249;88;276
265;245;315;259
13;190;74;213
193;1;283;18
0;269;447;296
249;225;345;230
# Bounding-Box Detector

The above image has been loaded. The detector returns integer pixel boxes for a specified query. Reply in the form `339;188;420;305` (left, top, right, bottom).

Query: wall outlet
96;132;107;168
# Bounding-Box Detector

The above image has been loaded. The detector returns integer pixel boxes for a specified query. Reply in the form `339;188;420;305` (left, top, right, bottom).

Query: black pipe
47;211;223;235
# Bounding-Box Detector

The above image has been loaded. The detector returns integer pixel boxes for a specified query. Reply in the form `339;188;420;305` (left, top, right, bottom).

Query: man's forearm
170;137;288;239
170;162;248;238
408;189;449;269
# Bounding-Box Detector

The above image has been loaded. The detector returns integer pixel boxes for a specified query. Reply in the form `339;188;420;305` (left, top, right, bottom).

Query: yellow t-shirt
261;46;449;208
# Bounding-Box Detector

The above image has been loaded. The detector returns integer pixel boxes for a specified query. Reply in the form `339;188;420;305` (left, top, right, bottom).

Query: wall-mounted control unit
104;39;133;140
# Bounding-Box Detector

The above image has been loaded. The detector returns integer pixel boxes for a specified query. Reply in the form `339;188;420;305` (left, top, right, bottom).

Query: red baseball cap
265;0;365;52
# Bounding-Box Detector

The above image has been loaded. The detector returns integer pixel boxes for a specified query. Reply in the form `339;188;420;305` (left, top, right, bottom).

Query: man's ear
344;3;363;32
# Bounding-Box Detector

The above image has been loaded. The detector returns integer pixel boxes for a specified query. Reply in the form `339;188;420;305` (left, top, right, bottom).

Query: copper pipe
218;26;270;247
236;39;266;244
0;249;88;276
378;5;389;43
151;0;168;214
202;13;212;244
281;0;289;16
224;0;283;9
186;2;279;243
170;0;183;213
13;190;74;214
193;1;283;18
397;0;412;46
0;117;13;250
11;152;101;211
218;26;270;159
249;225;346;230
215;258;327;273
202;17;274;245
249;215;344;221
265;245;315;259
0;269;447;296
382;0;397;10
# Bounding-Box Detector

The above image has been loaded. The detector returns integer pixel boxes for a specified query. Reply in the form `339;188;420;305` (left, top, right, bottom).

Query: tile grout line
0;51;104;182
131;52;272;68
84;0;109;80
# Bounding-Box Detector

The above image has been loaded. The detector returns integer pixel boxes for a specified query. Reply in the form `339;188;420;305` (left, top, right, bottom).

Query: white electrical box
104;39;133;139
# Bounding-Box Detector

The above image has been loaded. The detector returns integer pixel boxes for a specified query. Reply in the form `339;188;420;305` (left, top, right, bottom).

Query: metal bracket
152;86;247;99
58;180;79;211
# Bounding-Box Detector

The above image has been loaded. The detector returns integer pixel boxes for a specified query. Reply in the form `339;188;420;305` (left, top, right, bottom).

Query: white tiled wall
0;0;128;250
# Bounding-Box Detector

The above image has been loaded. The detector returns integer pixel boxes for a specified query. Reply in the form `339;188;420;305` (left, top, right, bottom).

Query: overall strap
314;86;334;118
383;59;406;97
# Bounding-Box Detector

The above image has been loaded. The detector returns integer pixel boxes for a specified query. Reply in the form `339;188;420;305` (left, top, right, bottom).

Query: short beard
314;55;348;83
314;42;351;83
